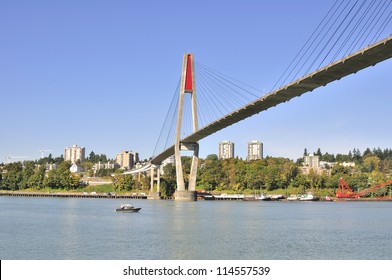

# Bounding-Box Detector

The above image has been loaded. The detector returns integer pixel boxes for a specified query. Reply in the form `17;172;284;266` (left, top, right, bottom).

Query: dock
0;191;147;199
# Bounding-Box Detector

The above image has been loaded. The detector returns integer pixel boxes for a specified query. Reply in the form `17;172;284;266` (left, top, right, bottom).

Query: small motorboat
287;194;300;201
299;193;319;201
116;203;141;212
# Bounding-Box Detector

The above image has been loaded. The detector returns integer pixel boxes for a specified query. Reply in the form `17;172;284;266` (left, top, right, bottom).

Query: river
1;196;391;259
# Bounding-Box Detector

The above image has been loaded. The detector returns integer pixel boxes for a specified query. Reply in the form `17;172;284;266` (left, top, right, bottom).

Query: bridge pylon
175;53;198;201
148;165;161;200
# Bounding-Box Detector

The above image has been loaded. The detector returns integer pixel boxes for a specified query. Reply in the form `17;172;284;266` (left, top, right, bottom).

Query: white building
247;141;263;161
70;163;84;173
304;154;320;168
64;144;85;163
93;161;120;171
219;141;235;159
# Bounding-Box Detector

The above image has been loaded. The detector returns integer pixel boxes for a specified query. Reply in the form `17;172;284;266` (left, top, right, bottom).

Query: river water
1;196;391;260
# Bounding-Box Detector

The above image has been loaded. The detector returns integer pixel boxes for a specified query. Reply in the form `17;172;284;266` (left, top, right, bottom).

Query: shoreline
1;190;392;202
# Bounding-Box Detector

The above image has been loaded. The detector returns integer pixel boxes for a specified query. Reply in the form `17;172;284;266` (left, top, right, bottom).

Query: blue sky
1;0;391;163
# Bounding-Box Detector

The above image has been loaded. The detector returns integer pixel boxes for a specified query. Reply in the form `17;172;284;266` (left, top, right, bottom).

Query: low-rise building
70;163;84;173
93;161;120;171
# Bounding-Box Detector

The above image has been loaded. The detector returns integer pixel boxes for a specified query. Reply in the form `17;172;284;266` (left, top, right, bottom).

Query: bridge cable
286;0;347;83
329;0;371;63
318;0;366;68
371;10;392;43
271;0;340;91
195;62;262;129
346;0;391;56
339;0;378;59
357;0;391;48
304;0;360;75
196;65;253;114
151;78;180;158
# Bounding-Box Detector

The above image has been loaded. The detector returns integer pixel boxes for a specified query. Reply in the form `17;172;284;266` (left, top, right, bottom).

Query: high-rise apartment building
304;154;319;168
247;141;263;161
64;144;85;163
116;151;139;170
219;141;235;159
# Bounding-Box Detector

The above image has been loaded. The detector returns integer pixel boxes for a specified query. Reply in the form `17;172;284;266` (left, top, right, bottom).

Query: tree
89;151;96;162
321;152;335;162
353;148;362;162
112;174;134;192
206;154;218;161
198;156;222;190
161;163;176;197
362;155;381;172
43;161;78;190
245;160;266;191
1;170;22;190
19;161;35;190
27;165;46;189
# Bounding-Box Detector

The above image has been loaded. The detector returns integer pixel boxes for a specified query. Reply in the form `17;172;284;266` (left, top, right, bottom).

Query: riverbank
2;190;392;201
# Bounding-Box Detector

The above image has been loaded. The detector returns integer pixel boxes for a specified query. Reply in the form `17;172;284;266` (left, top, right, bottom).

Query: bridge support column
148;165;161;200
174;53;198;201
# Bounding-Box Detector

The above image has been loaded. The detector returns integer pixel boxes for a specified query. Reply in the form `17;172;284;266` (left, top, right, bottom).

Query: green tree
362;154;381;172
27;165;46;189
112;174;134;192
161;163;176;197
198;156;222;190
2;170;22;190
245;160;266;191
19;161;35;190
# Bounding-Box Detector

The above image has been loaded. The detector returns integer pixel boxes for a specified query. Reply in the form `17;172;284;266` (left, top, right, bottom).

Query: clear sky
1;0;391;163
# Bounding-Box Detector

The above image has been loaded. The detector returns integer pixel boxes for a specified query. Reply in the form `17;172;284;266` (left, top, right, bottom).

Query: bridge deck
152;35;392;165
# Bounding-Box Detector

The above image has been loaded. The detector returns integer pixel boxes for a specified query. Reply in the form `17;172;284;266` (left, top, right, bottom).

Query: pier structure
148;165;161;199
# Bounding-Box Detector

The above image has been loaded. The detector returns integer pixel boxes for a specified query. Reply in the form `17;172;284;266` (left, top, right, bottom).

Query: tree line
1;147;392;197
158;147;392;197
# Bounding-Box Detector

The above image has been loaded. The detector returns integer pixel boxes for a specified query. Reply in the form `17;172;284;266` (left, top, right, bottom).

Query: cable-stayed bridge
151;35;392;165
125;1;392;201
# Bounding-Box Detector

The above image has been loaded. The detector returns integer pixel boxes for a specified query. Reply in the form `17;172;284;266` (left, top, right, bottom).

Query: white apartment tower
247;141;263;161
304;154;320;168
219;141;235;159
64;144;85;163
246;141;263;161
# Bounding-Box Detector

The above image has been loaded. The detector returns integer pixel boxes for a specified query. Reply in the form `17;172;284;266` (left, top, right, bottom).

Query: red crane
337;177;392;199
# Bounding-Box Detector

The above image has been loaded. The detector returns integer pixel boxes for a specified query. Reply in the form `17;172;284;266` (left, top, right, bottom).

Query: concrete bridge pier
148;165;161;200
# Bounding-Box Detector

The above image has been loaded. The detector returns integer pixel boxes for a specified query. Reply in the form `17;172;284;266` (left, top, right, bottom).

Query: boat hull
115;208;141;212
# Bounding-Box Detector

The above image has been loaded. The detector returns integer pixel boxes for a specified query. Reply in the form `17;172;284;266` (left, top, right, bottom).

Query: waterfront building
64;144;85;163
116;151;139;170
219;141;235;159
247;141;263;161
